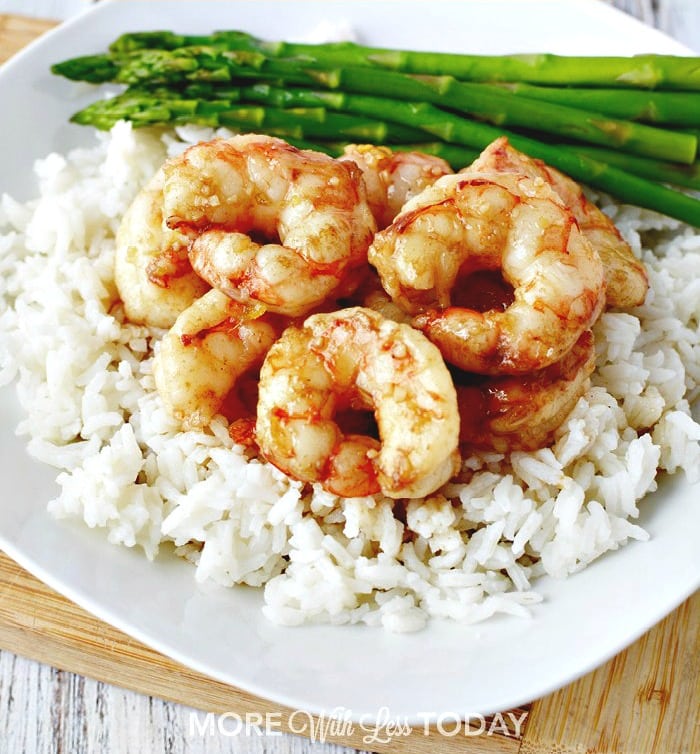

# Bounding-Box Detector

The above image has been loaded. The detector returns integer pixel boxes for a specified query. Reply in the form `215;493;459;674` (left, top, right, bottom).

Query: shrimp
368;170;606;375
339;144;452;229
468;137;648;308
153;288;280;431
456;330;596;452
161;134;376;317
344;269;414;325
362;284;413;325
256;307;461;499
114;168;209;328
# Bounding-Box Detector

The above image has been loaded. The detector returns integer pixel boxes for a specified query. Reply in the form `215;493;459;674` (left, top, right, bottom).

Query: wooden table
0;3;698;753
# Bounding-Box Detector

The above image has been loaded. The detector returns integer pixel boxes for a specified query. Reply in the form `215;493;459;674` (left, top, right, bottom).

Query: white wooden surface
0;2;697;753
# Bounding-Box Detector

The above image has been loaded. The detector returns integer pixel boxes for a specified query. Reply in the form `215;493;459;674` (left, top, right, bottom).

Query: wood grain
0;10;699;754
523;593;699;754
0;13;55;63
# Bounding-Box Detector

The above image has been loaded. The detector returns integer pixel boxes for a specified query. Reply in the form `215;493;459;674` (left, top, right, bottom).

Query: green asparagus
565;145;700;191
51;32;700;226
71;94;427;143
220;84;700;190
65;83;700;226
106;30;700;90
52;48;698;163
490;82;700;126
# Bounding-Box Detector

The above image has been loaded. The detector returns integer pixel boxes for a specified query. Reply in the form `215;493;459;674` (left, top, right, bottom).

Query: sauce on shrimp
369;169;606;374
162;134;377;317
255;307;461;499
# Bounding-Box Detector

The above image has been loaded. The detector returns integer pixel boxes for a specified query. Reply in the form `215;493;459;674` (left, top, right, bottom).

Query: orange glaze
455;330;596;452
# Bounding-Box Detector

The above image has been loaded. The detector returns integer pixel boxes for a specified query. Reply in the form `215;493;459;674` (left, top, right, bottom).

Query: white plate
1;0;698;722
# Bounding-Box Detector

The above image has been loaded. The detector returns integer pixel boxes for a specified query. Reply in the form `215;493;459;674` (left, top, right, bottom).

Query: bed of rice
1;122;698;633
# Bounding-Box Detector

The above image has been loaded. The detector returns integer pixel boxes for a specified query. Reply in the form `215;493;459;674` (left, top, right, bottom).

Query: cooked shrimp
114;169;209;328
362;285;413;325
469;137;648;308
339;144;452;229
369;171;606;374
153;288;280;430
345;270;414;325
456;330;596;452
256;307;461;499
161;134;376;317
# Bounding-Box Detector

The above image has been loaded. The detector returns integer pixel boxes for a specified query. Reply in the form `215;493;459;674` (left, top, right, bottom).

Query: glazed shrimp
153;288;280;431
339;144;452;229
456;330;596;452
362;285;413;325
161;134;376;317
256;307;461;499
114;168;209;328
368;171;606;374
469;137;648;308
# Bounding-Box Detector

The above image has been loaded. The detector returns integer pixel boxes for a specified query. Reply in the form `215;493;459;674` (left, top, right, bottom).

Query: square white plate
0;0;698;721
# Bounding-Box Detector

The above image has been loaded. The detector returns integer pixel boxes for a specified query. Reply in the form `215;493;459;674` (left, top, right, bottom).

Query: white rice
1;122;698;632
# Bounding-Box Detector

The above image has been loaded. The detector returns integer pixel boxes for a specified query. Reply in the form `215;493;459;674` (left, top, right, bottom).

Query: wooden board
1;13;698;754
0;13;55;63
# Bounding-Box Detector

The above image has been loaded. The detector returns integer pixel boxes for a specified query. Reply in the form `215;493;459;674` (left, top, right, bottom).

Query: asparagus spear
66;83;700;226
564;145;700;191
224;107;427;143
51;48;698;163
70;89;427;143
311;66;698;163
240;64;700;162
51;47;262;85
108;30;256;53
226;83;700;176
106;30;700;90
52;48;262;85
491;82;700;127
